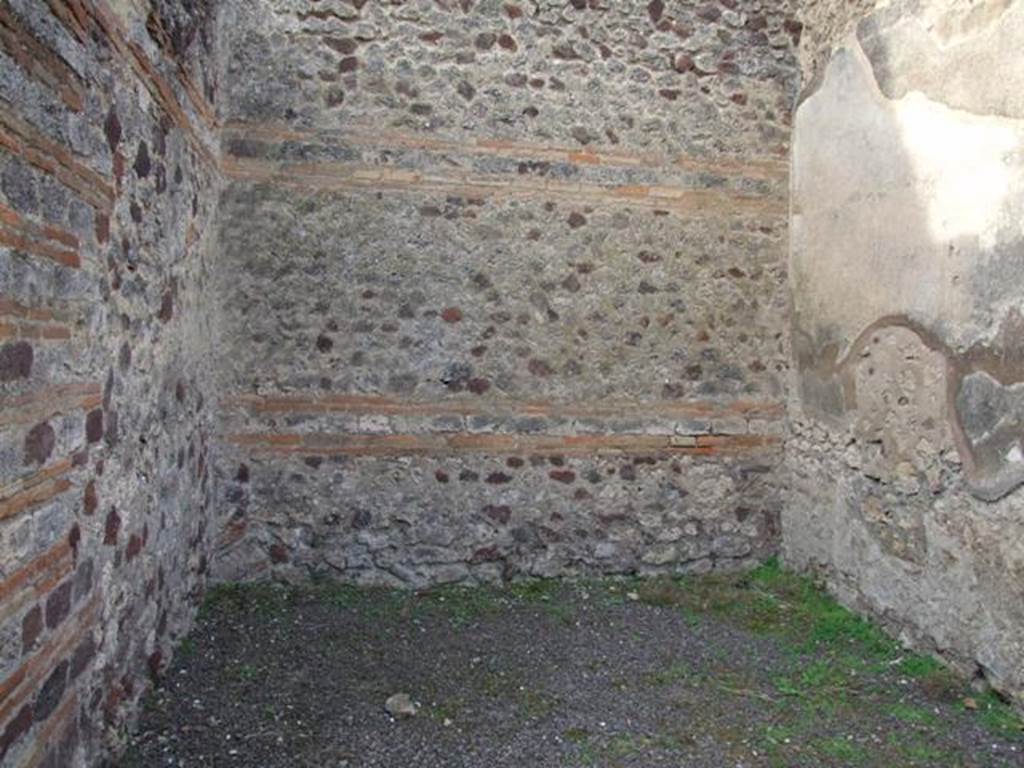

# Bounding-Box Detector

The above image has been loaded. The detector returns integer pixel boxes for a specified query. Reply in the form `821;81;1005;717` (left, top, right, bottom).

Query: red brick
0;4;85;111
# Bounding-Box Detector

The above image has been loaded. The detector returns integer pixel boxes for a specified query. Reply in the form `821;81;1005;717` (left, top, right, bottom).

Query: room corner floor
123;567;1024;768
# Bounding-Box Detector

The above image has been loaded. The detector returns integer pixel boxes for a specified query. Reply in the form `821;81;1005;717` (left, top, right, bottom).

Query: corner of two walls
0;1;221;765
4;2;1019;765
207;1;803;588
787;0;1024;703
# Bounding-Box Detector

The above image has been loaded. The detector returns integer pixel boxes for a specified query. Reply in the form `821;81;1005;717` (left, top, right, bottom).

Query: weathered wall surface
213;0;801;585
0;1;220;765
787;0;1024;701
795;0;878;86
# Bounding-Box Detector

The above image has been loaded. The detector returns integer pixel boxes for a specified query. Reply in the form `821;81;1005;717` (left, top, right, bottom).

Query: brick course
0;0;220;764
213;0;799;587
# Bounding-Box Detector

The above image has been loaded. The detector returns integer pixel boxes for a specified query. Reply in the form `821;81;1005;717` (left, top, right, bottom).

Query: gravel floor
121;569;1024;767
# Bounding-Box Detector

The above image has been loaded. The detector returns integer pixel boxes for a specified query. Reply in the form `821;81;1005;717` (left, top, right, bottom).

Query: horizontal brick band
21;690;79;768
0;297;74;342
0;321;70;341
0;594;99;728
0;538;74;625
0;203;80;268
143;9;218;130
226;431;781;458
0;382;101;428
0;2;86;112
223;156;787;218
225;393;784;421
0;298;64;322
87;0;217;161
223;122;789;183
0;459;74;522
0;110;114;213
44;0;88;44
47;0;218;168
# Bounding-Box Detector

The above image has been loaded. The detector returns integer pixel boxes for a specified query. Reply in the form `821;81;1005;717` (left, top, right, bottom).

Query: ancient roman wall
787;0;1024;701
0;1;221;764
212;0;802;586
6;0;1022;762
5;0;1023;763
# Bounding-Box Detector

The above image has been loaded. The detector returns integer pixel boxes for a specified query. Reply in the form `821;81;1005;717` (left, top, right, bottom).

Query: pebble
385;693;419;718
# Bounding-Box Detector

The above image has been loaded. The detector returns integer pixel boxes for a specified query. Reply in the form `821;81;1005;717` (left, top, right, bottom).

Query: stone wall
787;0;1024;702
212;0;802;586
16;2;1024;763
795;0;878;87
0;1;220;765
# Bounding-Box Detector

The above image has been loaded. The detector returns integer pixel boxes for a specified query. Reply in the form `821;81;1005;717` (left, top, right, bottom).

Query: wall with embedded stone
3;0;1022;763
6;2;1023;762
212;0;802;585
0;1;220;765
786;0;1024;703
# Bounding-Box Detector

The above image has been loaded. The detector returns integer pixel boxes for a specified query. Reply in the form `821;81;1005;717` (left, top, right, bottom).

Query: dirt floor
121;562;1024;767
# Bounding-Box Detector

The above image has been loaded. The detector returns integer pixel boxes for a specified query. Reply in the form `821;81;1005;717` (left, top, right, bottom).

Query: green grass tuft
817;735;869;763
974;691;1024;738
887;702;940;727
